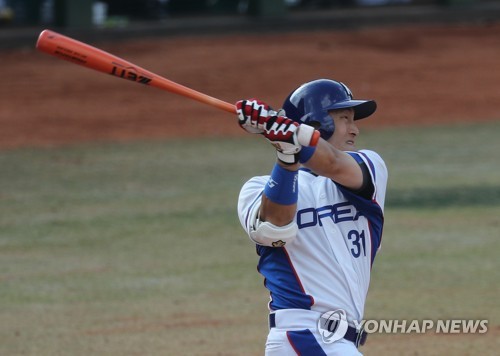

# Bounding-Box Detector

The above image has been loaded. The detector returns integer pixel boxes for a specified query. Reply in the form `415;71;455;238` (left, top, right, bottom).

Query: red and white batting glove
263;116;316;165
236;99;317;164
236;99;279;134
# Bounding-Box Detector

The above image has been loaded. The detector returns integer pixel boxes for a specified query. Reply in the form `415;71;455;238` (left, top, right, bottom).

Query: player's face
327;108;359;151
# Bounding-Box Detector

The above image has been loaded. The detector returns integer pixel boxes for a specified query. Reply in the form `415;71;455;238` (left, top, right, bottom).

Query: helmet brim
327;100;377;120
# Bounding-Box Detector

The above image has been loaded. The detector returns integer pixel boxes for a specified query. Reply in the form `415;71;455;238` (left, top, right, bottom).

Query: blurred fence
1;0;497;29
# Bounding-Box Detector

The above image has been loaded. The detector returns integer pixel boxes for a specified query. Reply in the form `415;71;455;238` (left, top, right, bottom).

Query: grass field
1;122;499;355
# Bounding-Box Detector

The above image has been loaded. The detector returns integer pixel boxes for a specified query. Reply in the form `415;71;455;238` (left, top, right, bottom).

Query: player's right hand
236;99;280;134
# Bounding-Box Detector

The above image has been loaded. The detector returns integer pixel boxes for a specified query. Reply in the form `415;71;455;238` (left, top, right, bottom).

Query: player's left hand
262;115;302;164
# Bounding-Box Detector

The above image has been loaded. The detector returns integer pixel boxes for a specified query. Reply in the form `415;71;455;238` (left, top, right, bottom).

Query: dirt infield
1;22;499;149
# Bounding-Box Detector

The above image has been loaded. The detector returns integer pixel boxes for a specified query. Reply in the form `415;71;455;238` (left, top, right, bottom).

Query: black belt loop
269;313;276;329
268;313;367;348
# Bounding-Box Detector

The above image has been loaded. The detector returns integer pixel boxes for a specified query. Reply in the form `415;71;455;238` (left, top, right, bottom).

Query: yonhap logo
317;309;349;344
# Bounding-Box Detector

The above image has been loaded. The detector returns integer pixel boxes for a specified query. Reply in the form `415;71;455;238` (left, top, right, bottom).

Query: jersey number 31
348;230;366;258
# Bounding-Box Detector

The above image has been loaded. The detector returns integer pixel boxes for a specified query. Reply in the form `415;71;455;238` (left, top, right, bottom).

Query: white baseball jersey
237;149;388;324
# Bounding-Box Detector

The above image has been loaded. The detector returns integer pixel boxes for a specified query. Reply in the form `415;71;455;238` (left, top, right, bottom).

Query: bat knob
298;125;321;147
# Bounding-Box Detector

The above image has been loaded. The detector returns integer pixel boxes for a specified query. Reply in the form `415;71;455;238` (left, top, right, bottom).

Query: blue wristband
264;164;299;205
299;146;316;164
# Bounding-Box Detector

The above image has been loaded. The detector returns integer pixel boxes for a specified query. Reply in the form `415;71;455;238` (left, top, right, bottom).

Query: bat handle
200;95;236;114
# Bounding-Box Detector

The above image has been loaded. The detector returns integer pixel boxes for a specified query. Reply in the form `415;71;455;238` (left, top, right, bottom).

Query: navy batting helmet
282;79;377;140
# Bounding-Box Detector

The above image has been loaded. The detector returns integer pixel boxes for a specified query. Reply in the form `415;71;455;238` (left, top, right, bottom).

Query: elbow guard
247;200;297;247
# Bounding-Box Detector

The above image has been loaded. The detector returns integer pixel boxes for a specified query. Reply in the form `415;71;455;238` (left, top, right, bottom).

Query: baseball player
236;79;388;355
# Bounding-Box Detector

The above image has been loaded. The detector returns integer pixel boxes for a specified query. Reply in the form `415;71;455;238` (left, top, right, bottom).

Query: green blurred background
1;124;499;355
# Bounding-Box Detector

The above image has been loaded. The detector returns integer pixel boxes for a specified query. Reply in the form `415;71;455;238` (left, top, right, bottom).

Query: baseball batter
236;79;388;355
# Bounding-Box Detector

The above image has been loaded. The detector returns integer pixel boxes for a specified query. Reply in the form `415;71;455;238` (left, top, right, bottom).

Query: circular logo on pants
317;309;349;344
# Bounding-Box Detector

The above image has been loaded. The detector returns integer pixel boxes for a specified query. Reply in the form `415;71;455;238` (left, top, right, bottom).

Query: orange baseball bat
36;29;235;113
35;29;320;146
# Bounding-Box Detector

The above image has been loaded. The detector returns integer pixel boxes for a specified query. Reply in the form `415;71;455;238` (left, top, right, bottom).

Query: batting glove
263;116;300;164
236;99;281;134
236;99;318;164
263;116;318;165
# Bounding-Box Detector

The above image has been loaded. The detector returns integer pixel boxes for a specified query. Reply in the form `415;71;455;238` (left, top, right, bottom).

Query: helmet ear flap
302;111;335;141
306;120;321;130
